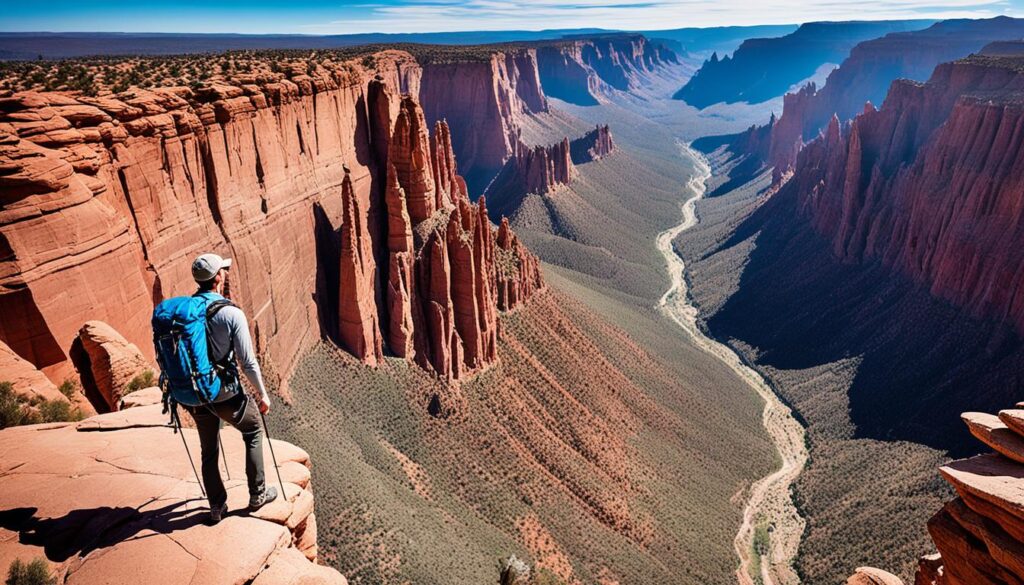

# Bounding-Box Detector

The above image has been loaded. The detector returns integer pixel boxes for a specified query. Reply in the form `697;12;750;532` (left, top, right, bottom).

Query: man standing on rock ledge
187;253;277;523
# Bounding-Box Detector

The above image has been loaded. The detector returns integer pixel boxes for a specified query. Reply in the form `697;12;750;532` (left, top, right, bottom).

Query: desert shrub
38;399;83;424
57;379;79;400
5;557;55;585
0;382;35;429
123;370;155;395
0;381;84;428
532;568;566;585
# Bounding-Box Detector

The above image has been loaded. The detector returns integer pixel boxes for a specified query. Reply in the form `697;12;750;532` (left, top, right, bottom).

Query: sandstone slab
0;405;342;584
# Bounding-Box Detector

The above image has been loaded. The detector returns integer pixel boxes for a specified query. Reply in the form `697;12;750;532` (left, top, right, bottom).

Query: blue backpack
152;292;235;407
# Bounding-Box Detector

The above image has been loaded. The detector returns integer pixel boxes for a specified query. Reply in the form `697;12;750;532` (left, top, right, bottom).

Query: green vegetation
5;558;55;585
0;381;85;429
123;370;155;395
750;519;770;584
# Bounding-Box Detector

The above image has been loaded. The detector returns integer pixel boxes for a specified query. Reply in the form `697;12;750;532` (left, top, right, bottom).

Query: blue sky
2;0;1023;34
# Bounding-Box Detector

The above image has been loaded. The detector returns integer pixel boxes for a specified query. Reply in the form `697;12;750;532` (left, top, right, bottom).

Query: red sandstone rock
914;553;945;585
420;48;548;190
779;55;1024;335
496;218;545;312
0;50;543;388
963;412;1024;465
391;96;437;224
846;566;905;585
0;405;344;584
69;320;152;413
0;340;66;404
338;170;384;366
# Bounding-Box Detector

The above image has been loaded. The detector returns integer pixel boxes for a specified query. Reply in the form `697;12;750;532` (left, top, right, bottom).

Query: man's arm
226;307;271;410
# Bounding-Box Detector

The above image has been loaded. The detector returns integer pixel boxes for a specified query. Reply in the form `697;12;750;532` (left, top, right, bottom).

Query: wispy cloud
305;0;1023;34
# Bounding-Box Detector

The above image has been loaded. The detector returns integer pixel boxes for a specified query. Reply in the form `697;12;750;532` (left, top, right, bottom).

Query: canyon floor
655;145;806;585
266;62;794;584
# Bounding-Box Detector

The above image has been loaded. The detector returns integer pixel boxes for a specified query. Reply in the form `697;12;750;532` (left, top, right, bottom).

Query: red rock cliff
419;48;549;194
782;55;1024;334
0;50;542;388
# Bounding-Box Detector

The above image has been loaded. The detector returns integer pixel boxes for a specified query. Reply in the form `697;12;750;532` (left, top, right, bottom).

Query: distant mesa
674;19;935;108
535;34;679;105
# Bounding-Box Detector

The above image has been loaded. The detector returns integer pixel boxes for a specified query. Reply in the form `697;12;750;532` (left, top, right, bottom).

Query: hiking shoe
248;486;278;510
209;502;228;525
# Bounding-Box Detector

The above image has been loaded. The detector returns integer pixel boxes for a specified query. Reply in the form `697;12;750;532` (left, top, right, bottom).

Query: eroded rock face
0;339;65;405
0;405;345;585
337;87;541;380
69;320;151;413
495;218;543;312
0;52;420;392
420;48;549;194
0;50;542;387
571;124;615;162
778;55;1024;335
750;17;1024;175
536;35;679;105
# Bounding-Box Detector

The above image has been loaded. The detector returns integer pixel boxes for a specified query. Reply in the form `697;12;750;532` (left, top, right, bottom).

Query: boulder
70;320;152;413
846;566;904;585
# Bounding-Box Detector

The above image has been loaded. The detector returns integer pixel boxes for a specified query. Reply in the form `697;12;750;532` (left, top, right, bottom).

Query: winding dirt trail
656;143;808;585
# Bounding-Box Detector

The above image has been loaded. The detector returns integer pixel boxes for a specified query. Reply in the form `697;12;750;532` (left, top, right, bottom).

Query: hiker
153;253;277;524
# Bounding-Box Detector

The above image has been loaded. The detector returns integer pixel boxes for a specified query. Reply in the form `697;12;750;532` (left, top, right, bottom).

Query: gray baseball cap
192;253;232;283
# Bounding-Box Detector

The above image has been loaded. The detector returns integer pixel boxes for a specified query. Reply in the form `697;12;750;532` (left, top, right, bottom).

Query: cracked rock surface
0;403;345;585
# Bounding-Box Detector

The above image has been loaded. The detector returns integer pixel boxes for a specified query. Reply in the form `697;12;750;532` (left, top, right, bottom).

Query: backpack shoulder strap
203;297;238;374
206;298;235;320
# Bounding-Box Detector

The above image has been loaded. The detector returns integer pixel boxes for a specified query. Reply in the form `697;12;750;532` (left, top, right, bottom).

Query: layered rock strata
0;50;542;388
419;48;549;194
0;405;345;584
890;407;1024;584
777;55;1024;334
749;16;1024;175
536;35;679;105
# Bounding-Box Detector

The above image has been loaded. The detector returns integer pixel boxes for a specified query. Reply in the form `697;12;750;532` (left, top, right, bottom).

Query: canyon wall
419;48;548;194
785;55;1024;334
0;49;543;389
762;16;1024;174
536;35;679;105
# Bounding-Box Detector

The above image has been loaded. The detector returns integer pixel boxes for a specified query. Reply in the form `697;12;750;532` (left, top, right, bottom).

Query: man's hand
258;395;271;415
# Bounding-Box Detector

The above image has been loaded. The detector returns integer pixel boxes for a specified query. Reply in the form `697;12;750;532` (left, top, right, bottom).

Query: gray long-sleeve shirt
206;298;269;401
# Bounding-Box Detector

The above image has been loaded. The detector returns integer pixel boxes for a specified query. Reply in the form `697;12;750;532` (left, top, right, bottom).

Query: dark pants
185;390;265;507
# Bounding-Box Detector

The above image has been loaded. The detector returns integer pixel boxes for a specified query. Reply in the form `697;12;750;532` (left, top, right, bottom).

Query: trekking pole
173;406;206;499
257;406;287;497
217;423;231;480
